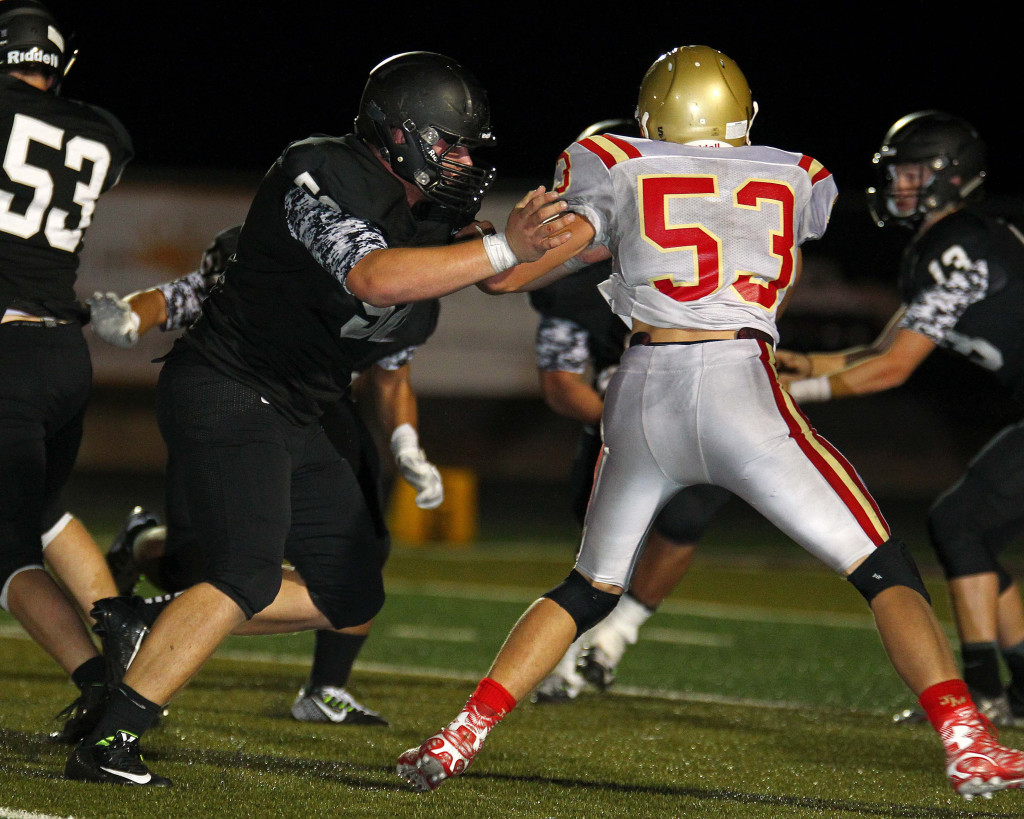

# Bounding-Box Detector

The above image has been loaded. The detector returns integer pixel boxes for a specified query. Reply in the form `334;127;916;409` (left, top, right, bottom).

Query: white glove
88;291;141;348
390;423;444;509
786;376;832;403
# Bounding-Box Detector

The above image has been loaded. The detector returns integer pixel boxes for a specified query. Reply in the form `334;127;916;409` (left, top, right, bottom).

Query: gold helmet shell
636;45;756;147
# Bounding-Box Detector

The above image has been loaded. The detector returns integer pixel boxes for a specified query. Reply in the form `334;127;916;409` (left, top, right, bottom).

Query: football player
527;131;732;700
780;111;1024;728
396;47;1024;800
89;224;445;726
0;0;132;742
64;50;575;786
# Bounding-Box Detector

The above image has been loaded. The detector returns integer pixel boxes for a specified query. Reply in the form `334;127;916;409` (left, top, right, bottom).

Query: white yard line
641;627;734;647
0;810;77;819
383;578;881;630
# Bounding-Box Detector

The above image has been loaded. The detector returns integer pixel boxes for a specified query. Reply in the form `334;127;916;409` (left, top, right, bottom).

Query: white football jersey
552;134;838;340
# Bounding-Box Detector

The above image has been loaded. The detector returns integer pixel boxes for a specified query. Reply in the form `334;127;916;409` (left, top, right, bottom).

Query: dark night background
40;2;1018;200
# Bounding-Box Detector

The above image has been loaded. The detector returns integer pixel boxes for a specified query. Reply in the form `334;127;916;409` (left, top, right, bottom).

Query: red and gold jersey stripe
757;345;890;546
798;155;832;186
578;135;643;169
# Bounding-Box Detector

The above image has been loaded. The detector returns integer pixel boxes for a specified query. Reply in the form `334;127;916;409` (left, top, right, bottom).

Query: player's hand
390;423;444;509
395;450;445;509
775;349;812;378
504;186;575;263
87;291;141;348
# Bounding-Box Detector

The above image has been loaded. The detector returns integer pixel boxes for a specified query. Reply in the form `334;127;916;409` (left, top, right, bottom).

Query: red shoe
941;706;1024;799
396;702;497;792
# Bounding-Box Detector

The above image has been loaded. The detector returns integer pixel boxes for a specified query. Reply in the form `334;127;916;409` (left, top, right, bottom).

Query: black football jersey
177;134;456;424
528;260;629;378
897;208;1024;402
350;298;440;373
0;75;133;316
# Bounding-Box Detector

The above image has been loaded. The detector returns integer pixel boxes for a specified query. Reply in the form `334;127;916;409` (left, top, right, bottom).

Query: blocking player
0;0;132;741
89;224;445;725
780;111;1024;728
527;207;730;702
396;46;1024;800
64;50;576;786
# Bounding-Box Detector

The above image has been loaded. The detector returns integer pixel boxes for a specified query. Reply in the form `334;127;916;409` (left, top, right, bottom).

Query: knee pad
847;539;930;605
307;572;385;630
542;570;620;640
210;564;283;620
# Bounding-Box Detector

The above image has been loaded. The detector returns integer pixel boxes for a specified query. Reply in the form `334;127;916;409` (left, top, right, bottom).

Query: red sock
919;679;973;732
467;678;517;720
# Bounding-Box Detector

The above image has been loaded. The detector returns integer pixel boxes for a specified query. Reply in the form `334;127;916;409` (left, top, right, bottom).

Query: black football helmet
867;110;986;229
355;51;496;216
0;0;73;84
200;224;242;288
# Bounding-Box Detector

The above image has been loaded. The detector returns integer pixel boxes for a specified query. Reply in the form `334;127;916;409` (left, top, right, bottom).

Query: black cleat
49;683;108;744
91;596;149;688
65;731;172;786
577;645;617;691
106;506;160;596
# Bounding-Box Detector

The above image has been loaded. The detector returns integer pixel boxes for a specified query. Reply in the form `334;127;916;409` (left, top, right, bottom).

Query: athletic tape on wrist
483;232;519;273
390;422;420;458
787;376;831;403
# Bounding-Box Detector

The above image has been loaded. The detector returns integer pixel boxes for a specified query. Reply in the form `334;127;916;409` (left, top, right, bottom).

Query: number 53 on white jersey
552;134;838;337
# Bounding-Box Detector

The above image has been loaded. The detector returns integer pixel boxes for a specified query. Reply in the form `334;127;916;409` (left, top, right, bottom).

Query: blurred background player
780;110;1024;727
90;224;446;725
65;49;574;787
398;46;1024;801
0;0;132;742
528;119;731;702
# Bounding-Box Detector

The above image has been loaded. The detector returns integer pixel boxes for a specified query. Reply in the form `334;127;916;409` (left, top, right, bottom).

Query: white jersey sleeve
552;135;837;338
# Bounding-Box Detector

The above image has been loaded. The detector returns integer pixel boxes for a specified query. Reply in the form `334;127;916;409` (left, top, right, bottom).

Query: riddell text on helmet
5;47;59;68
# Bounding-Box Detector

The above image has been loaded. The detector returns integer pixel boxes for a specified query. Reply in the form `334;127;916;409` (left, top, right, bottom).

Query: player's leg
926;420;1024;720
398;343;685;791
533;426;604;703
715;341;1024;797
578;484;731;691
43;513;118;621
0;326;109;742
290;401;389;725
67;358;294;785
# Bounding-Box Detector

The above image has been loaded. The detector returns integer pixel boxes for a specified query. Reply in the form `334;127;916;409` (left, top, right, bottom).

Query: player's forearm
347;242;504;306
125;289;168;336
828;357;914;397
479;222;596;295
540;373;603;426
373;366;417;437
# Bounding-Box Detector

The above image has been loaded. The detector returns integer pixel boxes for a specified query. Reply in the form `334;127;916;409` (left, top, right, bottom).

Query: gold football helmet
635;45;756;147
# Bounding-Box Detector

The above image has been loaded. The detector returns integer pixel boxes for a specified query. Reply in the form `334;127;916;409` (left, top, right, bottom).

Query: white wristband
390;422;420;458
482;232;519;273
787;376;832;403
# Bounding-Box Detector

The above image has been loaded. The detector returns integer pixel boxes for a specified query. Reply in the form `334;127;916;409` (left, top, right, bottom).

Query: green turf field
2;504;1024;818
